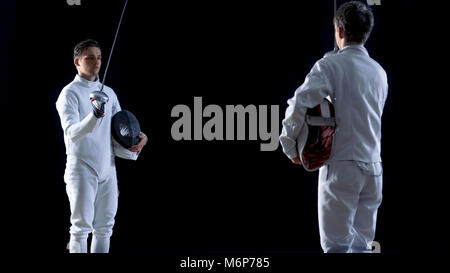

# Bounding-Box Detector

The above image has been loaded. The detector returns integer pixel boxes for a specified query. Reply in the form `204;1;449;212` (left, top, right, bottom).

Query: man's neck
342;41;363;48
78;72;96;82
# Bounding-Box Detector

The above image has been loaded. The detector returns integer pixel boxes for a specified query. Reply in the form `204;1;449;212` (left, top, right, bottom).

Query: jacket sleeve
279;60;332;159
56;89;99;143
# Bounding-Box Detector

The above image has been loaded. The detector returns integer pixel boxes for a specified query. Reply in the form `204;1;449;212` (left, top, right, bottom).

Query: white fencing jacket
280;45;388;163
56;75;123;178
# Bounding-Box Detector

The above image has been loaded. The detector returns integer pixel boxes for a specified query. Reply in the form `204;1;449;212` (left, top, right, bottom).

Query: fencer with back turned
280;1;388;253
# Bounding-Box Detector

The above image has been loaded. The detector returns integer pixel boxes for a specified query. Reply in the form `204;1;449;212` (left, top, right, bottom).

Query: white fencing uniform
280;45;388;253
56;74;121;253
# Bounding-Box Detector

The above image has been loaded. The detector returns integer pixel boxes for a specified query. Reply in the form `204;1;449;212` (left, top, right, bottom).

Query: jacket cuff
279;135;298;159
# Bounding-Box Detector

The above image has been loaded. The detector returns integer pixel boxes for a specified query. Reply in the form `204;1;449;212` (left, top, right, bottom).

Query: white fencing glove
89;91;109;118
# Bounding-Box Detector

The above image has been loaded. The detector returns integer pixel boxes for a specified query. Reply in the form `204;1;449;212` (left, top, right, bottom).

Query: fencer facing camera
55;0;149;253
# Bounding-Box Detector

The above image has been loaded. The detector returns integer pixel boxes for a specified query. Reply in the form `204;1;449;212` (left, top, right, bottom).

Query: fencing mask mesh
111;110;141;148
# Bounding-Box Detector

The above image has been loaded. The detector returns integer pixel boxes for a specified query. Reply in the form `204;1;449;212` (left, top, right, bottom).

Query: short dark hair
73;39;101;60
334;1;374;44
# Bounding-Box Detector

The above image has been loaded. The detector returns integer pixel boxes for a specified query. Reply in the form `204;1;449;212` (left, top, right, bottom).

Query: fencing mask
296;98;336;171
112;110;141;149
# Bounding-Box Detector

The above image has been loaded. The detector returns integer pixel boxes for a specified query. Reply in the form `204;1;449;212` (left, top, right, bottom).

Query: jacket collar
338;45;369;57
74;74;101;88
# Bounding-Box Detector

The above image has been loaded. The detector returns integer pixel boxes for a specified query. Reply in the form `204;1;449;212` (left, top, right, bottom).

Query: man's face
75;47;102;80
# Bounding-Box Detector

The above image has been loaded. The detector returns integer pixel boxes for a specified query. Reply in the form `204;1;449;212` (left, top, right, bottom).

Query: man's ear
338;26;345;39
74;57;80;67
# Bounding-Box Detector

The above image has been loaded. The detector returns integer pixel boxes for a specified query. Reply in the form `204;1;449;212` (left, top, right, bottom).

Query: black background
1;0;448;262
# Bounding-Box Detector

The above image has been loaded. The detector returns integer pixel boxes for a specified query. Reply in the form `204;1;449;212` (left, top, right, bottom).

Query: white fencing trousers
318;161;382;253
65;157;118;253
